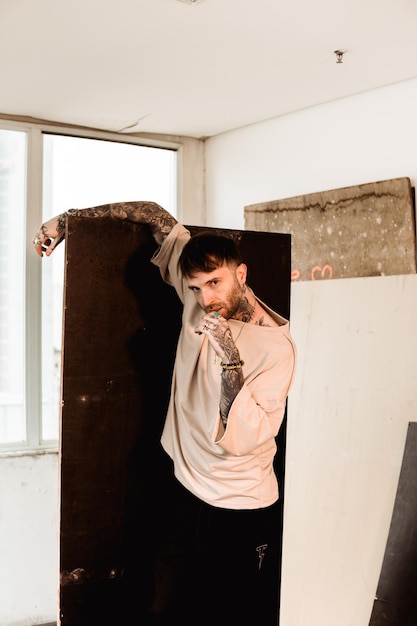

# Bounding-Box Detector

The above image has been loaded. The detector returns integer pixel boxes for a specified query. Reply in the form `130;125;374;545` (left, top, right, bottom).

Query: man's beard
206;279;244;320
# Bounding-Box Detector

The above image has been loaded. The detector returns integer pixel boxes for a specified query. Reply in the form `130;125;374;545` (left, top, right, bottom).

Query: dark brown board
59;217;291;624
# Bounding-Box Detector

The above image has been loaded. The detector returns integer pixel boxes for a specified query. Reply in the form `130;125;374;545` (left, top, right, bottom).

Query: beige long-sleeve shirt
152;223;297;509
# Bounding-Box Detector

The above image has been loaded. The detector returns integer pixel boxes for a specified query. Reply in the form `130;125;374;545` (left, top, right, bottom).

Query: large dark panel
369;422;417;626
59;217;291;624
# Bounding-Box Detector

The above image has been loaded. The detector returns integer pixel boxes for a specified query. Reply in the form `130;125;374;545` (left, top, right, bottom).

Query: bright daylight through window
0;126;177;451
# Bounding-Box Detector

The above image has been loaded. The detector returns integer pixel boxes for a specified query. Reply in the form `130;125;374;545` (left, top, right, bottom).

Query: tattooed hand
32;213;68;257
195;312;240;363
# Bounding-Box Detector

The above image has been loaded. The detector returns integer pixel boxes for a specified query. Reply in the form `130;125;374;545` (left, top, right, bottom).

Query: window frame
0;118;183;453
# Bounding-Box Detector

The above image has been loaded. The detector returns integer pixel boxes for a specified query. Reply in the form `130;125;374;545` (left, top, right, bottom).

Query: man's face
186;262;247;319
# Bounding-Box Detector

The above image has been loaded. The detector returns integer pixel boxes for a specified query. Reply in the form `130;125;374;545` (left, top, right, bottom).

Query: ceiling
2;0;417;139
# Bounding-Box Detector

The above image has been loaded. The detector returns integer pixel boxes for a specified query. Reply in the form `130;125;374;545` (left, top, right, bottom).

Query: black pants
148;472;282;626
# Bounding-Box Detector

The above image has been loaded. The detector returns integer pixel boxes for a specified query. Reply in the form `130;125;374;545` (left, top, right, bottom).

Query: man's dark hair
179;231;243;278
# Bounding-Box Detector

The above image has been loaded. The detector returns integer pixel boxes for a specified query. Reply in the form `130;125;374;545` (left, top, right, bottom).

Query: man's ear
236;262;247;285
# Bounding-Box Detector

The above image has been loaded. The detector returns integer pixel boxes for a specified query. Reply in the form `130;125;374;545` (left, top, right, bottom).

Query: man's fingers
35;232;65;257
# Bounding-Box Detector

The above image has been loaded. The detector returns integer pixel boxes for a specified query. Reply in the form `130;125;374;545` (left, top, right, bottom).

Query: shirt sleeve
150;223;191;301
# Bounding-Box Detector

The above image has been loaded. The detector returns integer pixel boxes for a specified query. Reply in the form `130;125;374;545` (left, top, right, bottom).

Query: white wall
0;452;59;626
204;77;417;625
205;78;417;230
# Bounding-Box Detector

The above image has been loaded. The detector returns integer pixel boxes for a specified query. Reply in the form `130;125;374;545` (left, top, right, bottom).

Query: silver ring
204;322;209;329
33;236;42;245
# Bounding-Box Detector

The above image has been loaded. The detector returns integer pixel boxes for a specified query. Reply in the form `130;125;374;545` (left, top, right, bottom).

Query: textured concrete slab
245;177;417;281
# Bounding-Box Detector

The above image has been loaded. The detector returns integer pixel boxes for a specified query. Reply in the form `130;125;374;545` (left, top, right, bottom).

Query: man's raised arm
32;201;178;257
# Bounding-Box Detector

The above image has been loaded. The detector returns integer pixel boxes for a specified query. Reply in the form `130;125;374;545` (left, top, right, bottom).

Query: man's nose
200;288;215;307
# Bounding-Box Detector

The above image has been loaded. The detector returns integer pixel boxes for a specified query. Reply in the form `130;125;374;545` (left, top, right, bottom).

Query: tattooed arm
32;201;178;257
219;366;244;426
217;323;244;426
195;312;244;426
193;287;259;425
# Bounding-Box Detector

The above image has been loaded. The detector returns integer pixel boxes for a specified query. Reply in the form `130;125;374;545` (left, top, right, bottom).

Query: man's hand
195;312;239;363
32;214;66;257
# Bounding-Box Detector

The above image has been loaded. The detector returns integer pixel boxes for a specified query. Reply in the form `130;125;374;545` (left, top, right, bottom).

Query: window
0;122;178;452
0;130;27;445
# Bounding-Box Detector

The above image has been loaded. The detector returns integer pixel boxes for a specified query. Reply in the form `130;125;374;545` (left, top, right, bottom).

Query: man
33;201;296;625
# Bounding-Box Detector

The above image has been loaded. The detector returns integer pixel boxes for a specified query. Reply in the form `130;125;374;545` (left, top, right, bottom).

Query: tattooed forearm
213;327;239;363
57;201;177;245
219;367;244;425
